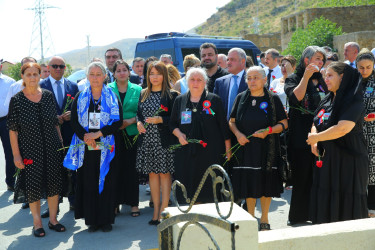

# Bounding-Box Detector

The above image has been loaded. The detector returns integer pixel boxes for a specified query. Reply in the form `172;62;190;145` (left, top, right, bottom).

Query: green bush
283;17;344;62
4;63;22;81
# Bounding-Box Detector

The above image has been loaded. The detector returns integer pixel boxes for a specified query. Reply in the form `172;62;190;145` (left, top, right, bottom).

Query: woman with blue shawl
64;61;122;232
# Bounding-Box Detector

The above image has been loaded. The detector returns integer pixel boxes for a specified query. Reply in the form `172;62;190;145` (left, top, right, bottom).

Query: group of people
1;41;375;237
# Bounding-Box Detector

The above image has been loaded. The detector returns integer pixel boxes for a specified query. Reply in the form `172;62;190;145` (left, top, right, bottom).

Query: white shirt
264;65;283;86
344;60;356;69
3;80;24;115
49;75;65;98
78;78;90;91
0;73;16;117
270;78;288;111
227;70;245;114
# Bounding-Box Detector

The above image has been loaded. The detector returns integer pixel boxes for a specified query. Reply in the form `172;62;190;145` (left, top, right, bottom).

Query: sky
0;0;231;63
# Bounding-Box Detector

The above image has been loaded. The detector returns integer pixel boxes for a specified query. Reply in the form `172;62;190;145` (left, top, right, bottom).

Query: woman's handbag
279;122;292;182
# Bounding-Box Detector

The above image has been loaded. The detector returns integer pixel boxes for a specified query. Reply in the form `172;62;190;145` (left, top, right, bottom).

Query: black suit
130;73;141;85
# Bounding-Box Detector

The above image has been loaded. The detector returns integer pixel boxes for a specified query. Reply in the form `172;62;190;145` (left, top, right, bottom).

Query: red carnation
110;145;114;153
202;142;207;148
316;160;323;168
71;97;75;100
272;75;276;79
367;113;375;119
161;105;168;112
67;94;71;97
23;159;28;165
27;159;33;165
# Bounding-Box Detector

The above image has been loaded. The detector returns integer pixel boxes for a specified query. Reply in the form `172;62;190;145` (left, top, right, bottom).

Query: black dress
230;91;286;199
7;90;63;204
70;92;123;226
169;92;230;203
310;95;369;223
284;70;327;223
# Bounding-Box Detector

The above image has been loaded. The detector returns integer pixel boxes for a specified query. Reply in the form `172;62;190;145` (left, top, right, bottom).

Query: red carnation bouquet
133;104;168;144
62;94;75;113
168;139;207;151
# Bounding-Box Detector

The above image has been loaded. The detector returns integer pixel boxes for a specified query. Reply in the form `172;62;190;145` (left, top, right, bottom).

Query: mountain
54;38;143;70
195;0;374;36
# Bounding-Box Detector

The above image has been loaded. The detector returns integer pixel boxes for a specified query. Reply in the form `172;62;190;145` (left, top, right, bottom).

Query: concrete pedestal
164;202;258;250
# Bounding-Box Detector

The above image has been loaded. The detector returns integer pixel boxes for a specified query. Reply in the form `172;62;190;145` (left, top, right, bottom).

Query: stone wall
333;31;375;61
244;33;282;53
281;5;375;51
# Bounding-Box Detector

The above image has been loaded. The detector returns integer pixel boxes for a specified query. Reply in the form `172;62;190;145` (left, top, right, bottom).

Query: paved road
0;141;295;250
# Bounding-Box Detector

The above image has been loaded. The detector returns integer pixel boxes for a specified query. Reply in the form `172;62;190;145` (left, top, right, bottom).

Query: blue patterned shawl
63;85;120;193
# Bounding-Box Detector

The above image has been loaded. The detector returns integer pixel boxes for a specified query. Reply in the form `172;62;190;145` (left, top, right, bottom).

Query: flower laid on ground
316;155;323;168
14;159;33;177
168;139;207;151
223;128;269;166
133;105;168;144
286;104;314;115
58;142;114;152
62;94;75;113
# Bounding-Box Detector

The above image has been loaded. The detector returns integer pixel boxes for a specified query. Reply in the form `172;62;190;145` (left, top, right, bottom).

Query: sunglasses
51;64;66;69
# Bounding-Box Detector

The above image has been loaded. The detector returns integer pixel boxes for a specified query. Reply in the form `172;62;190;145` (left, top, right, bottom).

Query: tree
64;63;73;78
283;17;344;62
4;63;22;81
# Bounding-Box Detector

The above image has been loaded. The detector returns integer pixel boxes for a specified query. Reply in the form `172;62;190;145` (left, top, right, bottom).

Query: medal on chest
260;102;268;113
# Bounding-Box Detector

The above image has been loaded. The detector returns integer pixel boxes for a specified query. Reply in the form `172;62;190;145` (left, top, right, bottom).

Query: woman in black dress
64;61;122;232
284;46;327;225
356;50;375;217
307;62;368;223
8;63;65;237
170;67;231;204
229;66;288;231
136;61;178;225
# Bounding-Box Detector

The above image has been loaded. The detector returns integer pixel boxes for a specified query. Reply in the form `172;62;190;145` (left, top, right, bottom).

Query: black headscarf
316;64;362;127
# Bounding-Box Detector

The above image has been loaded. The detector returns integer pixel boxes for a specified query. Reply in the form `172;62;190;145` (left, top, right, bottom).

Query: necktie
228;75;239;120
56;80;63;109
267;69;273;89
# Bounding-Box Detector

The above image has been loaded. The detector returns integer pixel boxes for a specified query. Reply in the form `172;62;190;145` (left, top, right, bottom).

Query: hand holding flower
137;121;146;134
178;133;188;145
14;155;25;169
62;111;71;121
252;128;269;139
311;143;319;157
235;132;250;146
364;113;375;122
306;132;319;146
84;131;102;141
145;116;162;124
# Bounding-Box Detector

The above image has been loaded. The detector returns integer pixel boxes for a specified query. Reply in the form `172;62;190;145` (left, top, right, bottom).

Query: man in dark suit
213;48;247;120
104;47;122;84
40;56;79;217
129;57;145;85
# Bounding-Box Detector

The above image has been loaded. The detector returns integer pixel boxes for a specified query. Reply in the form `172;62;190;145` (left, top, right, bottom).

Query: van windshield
181;48;254;62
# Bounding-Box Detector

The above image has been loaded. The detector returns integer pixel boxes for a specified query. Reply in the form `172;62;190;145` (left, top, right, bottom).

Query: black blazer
130;73;141;85
137;89;179;148
40;77;79;147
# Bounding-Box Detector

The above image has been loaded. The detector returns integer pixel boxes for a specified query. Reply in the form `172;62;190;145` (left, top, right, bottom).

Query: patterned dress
136;91;174;174
363;73;375;185
7;90;63;203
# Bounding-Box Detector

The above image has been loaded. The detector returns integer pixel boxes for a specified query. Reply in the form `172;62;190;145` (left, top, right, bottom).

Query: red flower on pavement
160;104;168;112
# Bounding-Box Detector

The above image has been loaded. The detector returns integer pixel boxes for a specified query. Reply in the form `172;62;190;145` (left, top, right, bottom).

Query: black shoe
21;203;29;209
48;221;66;232
88;225;99;232
148;219;160;225
41;207;60;218
101;224;112;232
7;185;14;192
32;227;46;237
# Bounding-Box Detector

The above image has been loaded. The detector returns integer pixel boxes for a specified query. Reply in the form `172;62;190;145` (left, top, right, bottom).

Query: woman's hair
246;56;254;68
166;64;181;85
297;46;326;69
183;54;201;73
281;55;297;68
21;62;41;86
142;56;158;88
326;53;339;62
113;59;130;73
142;61;171;102
326;61;346;75
356;48;375;65
186;67;208;83
86;61;106;76
246;66;266;78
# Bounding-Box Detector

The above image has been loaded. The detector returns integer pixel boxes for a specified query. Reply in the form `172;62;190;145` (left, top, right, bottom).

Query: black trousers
0;118;15;188
368;185;375;210
288;147;314;223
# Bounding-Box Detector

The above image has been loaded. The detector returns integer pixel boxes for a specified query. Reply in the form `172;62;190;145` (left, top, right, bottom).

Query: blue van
134;32;261;73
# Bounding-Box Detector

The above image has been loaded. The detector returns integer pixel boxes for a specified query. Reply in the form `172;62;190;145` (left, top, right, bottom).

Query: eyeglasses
51;64;66;69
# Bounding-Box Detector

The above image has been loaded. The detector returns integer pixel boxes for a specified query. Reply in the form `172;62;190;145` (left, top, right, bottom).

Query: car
134;32;261;73
67;69;86;83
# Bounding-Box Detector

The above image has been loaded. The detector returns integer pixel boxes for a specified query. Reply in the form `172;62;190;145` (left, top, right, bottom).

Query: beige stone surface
334;31;375;61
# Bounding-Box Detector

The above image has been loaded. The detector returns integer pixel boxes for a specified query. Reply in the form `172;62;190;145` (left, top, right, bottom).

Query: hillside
195;0;375;36
54;38;142;70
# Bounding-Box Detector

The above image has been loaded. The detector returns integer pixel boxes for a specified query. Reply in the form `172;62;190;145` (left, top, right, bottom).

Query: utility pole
26;0;58;62
86;35;91;64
